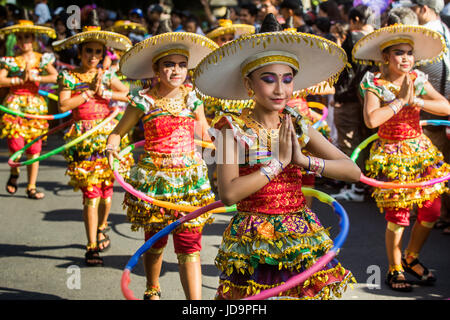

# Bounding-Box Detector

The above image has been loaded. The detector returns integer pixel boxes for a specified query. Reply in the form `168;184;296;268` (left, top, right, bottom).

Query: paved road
0;133;449;301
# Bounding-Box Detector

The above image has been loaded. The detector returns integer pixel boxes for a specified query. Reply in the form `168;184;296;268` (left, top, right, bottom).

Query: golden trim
100;197;112;205
177;251;200;264
387;221;404;233
352;24;448;66
193;31;347;109
420;220;436;228
379;37;414;51
0;21;56;38
241;54;299;77
152;48;190;64
84;197;100;208
52;30;132;51
119;32;219;74
206;23;255;40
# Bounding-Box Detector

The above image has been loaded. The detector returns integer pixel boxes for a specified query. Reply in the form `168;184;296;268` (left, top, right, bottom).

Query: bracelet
105;144;118;152
31;74;42;82
413;96;424;109
260;158;284;182
388;99;403;115
307;156;325;175
101;89;113;100
10;77;20;85
81;91;91;102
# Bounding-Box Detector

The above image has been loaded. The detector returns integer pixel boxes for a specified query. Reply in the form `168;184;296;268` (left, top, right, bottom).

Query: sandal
26;187;45;200
97;225;111;252
143;285;161;300
6;173;19;194
402;257;436;285
85;245;103;267
385;270;413;292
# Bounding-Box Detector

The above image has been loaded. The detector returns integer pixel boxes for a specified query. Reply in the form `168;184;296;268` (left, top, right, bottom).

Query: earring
384;60;389;65
247;88;254;97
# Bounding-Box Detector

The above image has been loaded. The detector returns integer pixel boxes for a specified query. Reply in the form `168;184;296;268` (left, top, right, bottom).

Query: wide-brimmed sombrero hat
52;26;132;52
119;32;219;79
193;14;347;108
108;20;148;35
0;20;56;38
206;18;255;40
352;24;447;67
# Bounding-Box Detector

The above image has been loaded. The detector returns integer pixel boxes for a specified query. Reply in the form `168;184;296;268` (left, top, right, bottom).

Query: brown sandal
26;187;45;200
85;245;103;267
6;173;19;194
385;270;413;292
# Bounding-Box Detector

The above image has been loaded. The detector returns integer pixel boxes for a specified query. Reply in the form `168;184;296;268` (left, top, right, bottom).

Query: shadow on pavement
0;287;64;300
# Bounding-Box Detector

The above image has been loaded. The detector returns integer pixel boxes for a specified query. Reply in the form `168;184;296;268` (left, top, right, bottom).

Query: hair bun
259;13;282;33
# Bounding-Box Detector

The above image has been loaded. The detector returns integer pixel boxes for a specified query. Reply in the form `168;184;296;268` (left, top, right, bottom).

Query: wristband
260;158;284;182
11;77;20;85
106;144;118;152
413;96;424;109
81;91;91;102
388;99;403;115
101;89;113;100
307;156;325;175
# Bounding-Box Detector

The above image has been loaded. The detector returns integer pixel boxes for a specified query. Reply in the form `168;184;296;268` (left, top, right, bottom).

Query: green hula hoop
8;108;120;167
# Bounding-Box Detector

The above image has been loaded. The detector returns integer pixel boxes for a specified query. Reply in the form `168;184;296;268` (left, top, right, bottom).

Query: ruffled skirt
366;134;449;211
124;150;215;233
0;93;48;141
63;118;133;191
215;208;355;300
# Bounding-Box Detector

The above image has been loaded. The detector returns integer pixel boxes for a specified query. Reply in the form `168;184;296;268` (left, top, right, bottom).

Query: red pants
7;136;42;155
144;228;202;254
81;183;113;200
385;197;442;226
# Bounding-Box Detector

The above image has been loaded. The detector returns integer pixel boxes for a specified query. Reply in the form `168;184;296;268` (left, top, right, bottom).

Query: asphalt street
0;132;449;301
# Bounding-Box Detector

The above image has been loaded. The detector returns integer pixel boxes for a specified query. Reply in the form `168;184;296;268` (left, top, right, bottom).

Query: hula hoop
307;101;328;129
350;120;450;189
120;187;349;300
0;104;71;120
194;139;215;149
112;140;233;214
38;90;59;101
8;108;120;167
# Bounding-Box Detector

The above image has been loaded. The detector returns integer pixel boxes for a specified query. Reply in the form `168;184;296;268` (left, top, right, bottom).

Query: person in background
383;5;419;26
170;8;184;32
318;0;344;23
279;0;313;33
146;4;164;36
239;3;260;31
331;4;375;201
34;0;51;25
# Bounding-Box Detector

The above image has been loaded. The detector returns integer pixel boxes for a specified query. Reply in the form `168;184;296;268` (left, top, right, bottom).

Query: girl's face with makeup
16;33;35;52
384;43;415;75
245;63;295;111
80;41;104;69
155;54;188;89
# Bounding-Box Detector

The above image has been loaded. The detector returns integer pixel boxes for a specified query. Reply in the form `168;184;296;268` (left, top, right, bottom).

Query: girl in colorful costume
194;14;361;300
107;31;218;299
0;20;57;199
353;24;450;292
53;11;134;266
